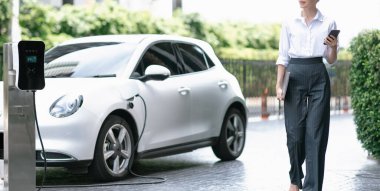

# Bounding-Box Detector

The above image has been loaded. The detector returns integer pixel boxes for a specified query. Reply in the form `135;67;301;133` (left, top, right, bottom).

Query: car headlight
49;94;83;118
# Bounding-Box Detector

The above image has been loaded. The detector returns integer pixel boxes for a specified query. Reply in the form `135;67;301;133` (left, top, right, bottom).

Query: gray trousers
284;57;330;191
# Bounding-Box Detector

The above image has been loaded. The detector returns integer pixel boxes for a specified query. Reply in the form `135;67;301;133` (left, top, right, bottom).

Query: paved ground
3;113;380;190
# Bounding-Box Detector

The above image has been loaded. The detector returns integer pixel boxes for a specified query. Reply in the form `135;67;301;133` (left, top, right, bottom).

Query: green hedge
0;0;10;45
4;1;353;60
0;0;353;82
349;29;380;159
0;0;8;79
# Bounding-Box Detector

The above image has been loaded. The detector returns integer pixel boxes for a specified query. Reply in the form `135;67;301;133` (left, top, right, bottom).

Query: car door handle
218;81;228;89
178;87;191;95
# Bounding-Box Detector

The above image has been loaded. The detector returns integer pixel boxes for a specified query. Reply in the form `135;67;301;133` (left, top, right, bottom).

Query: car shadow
131;158;210;174
35;156;224;187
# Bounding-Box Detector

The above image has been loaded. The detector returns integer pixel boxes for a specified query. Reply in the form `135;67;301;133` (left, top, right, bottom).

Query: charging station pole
3;43;36;191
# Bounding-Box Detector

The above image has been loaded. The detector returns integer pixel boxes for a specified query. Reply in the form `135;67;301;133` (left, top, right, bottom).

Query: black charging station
2;40;46;191
17;40;45;90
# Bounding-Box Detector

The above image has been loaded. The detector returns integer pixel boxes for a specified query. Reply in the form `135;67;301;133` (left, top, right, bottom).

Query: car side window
177;43;209;73
205;53;215;68
134;42;180;76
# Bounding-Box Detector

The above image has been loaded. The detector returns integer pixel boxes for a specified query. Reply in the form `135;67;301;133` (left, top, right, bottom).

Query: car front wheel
90;115;134;181
212;108;246;161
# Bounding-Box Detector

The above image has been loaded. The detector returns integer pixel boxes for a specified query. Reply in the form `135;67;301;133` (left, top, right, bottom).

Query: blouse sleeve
276;22;291;67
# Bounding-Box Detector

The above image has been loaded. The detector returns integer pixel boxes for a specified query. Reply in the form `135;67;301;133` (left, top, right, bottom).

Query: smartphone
328;30;340;38
324;30;340;44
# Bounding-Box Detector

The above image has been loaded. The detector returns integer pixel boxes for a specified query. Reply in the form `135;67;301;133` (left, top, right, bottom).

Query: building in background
38;0;182;18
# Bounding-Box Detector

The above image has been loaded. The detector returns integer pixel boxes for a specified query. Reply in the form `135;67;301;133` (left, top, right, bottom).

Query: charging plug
126;94;138;109
127;102;134;109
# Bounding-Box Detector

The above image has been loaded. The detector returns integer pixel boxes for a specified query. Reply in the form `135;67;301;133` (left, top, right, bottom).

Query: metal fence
221;59;352;118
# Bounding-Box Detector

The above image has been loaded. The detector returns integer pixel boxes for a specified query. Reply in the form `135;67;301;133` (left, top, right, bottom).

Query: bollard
261;88;270;120
343;96;349;113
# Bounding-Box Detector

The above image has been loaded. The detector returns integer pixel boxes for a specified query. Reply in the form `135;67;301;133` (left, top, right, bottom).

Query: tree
0;0;10;44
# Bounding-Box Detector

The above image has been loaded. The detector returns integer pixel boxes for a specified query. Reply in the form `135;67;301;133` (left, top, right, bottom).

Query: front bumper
36;150;92;168
0;107;103;164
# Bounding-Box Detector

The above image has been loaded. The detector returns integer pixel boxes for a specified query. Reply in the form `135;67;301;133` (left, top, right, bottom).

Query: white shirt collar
296;9;324;22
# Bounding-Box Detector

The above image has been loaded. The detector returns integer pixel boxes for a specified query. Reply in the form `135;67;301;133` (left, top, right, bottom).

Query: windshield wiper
45;73;71;78
45;74;116;78
92;74;116;78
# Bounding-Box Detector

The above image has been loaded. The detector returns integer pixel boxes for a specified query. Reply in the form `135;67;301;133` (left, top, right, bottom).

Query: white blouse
276;10;337;66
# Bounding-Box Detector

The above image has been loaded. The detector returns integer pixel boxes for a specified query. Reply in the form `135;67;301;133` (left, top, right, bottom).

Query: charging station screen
26;55;37;64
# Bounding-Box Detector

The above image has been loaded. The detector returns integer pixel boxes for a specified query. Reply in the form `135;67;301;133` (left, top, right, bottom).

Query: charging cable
127;94;167;183
37;94;166;189
33;91;47;191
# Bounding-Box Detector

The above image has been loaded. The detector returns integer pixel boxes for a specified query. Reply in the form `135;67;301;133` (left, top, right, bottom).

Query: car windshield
44;42;136;78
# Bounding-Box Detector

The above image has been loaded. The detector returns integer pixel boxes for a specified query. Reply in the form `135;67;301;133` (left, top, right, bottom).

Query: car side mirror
139;65;170;82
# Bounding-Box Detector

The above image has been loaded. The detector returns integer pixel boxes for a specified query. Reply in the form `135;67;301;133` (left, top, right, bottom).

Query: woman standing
276;0;338;191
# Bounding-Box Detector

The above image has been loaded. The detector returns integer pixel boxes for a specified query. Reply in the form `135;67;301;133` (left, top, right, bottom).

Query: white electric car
0;35;248;181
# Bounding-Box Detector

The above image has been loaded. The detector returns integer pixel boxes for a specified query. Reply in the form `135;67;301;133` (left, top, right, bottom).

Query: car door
175;43;228;140
133;42;193;151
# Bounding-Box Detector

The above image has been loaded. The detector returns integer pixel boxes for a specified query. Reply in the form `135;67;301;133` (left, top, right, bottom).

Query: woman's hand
276;65;286;101
276;85;284;101
324;35;339;64
324;35;338;49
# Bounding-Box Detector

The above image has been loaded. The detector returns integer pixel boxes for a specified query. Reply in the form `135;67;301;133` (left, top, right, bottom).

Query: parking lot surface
3;113;380;191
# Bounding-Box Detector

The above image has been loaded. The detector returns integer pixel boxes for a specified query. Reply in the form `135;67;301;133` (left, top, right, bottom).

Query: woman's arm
276;64;286;100
324;35;338;64
276;21;290;100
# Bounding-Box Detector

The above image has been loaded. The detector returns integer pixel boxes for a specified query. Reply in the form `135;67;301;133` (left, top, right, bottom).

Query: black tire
212;108;246;161
89;115;135;181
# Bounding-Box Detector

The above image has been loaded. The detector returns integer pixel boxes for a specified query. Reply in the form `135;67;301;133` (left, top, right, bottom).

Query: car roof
58;34;206;46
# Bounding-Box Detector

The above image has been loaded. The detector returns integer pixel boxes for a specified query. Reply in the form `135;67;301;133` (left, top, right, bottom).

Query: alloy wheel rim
103;124;132;175
226;114;245;155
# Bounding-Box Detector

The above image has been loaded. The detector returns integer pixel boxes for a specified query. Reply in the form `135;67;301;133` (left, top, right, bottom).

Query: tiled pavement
2;113;380;191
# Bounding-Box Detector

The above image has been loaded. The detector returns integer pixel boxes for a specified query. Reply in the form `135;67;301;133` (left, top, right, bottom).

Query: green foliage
19;0;70;48
4;0;356;60
20;1;56;39
16;0;284;54
177;12;207;39
57;2;151;36
153;16;190;36
0;0;10;44
218;48;279;60
0;0;10;80
55;2;191;39
0;0;355;84
349;29;380;159
198;21;281;51
243;23;281;49
338;49;352;60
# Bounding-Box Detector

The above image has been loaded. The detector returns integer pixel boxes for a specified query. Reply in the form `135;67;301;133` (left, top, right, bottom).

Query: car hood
37;78;120;99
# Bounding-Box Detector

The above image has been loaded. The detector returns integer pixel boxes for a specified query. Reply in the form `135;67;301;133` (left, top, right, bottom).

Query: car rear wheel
212;108;246;161
90;115;134;181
